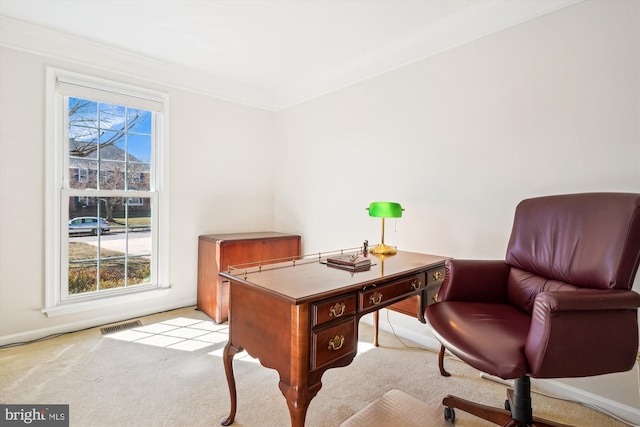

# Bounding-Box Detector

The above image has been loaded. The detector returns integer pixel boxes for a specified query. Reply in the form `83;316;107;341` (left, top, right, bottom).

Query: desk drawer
427;282;441;304
312;294;357;327
359;273;425;311
311;318;357;371
427;266;445;286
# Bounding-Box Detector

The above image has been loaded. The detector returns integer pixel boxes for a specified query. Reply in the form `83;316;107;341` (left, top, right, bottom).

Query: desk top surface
219;251;449;304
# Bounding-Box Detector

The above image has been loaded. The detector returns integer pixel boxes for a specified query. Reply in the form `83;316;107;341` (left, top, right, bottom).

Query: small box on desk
326;254;371;271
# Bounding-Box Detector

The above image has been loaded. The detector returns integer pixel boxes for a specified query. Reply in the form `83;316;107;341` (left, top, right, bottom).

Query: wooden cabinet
197;232;301;323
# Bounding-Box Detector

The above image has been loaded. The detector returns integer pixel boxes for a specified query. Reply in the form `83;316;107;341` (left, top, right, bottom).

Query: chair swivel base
442;390;574;427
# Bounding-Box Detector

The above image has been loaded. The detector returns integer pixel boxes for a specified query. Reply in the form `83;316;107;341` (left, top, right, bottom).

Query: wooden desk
219;251;448;427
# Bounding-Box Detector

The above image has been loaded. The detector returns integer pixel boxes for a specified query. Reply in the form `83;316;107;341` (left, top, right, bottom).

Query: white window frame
44;68;171;316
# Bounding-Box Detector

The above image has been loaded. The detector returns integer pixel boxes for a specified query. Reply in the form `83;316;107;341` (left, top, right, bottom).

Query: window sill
42;286;171;317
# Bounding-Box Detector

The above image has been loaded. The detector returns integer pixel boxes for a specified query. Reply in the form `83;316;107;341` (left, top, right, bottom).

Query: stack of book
326;253;372;271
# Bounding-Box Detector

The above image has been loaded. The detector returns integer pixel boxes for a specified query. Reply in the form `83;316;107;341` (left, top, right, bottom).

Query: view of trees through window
66;98;153;295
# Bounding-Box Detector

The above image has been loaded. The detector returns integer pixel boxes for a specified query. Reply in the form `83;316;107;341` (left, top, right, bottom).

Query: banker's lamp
367;201;404;254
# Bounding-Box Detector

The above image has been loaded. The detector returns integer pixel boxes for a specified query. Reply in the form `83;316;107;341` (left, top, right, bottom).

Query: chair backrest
505;193;640;313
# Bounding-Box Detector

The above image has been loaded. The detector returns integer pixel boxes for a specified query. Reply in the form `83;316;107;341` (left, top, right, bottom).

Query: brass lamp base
369;243;397;255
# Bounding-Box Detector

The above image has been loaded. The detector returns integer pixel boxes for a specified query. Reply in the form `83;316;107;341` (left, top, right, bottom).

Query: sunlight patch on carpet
102;315;379;358
104;316;228;352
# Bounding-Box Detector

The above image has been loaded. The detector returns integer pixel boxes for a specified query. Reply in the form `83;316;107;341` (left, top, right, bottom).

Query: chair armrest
437;259;510;304
525;289;640;378
535;289;640;311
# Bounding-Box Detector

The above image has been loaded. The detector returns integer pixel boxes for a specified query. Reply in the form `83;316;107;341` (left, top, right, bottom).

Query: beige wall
273;0;639;256
0;47;275;342
273;0;639;418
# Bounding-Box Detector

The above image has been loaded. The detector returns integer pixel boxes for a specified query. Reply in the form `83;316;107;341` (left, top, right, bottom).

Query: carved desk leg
221;341;242;426
278;379;322;427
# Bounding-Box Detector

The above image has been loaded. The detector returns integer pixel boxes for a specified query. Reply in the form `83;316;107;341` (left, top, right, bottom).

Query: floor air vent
101;320;142;335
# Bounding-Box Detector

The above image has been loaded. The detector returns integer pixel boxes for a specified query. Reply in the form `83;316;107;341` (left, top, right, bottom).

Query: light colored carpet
340;389;432;427
0;306;629;427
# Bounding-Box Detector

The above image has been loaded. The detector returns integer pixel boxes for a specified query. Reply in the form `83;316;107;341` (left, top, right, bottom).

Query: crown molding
0;15;274;110
272;0;583;110
1;0;582;112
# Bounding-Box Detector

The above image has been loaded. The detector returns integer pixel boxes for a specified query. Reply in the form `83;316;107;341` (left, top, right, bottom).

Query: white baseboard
0;298;197;347
531;378;640;426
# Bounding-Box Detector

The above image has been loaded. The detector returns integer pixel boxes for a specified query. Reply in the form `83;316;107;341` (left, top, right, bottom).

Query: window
45;69;169;315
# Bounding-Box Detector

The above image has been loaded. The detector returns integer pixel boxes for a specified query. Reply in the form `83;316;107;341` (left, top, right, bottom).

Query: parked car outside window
68;217;110;235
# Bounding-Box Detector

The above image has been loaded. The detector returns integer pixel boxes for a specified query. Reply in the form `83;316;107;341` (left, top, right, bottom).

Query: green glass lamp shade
367;202;403;254
368;202;403;218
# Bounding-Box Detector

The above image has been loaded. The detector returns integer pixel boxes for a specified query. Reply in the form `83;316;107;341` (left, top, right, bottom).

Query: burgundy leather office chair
426;193;640;426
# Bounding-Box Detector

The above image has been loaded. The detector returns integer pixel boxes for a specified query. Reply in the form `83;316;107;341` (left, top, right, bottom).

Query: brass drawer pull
328;335;345;351
433;271;443;281
369;292;383;305
329;302;346;318
411;279;422;290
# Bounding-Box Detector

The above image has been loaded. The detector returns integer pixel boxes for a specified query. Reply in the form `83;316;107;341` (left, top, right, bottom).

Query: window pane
128;109;152;134
128;134;151;163
69;98;98;162
69;98;98;128
68;212;101;294
69;125;98;160
100;161;125;190
120;197;152;234
69;164;96;190
68;261;98;294
100;103;126;127
68;99;100;190
127;163;150;191
67;196;152;295
99;130;126;161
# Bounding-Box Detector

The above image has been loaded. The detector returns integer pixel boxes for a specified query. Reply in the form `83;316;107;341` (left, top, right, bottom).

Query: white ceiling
0;0;581;110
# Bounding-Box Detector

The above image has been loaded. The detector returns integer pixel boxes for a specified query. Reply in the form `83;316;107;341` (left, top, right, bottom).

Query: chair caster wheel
504;399;511;411
444;407;456;423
